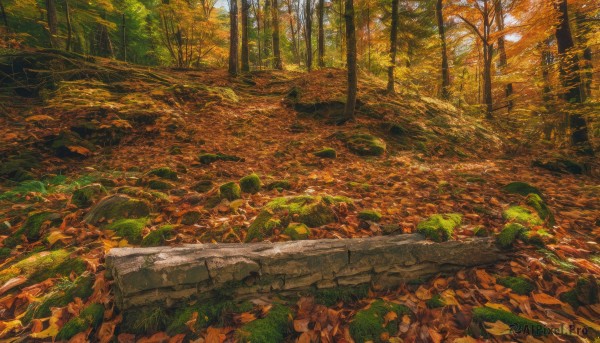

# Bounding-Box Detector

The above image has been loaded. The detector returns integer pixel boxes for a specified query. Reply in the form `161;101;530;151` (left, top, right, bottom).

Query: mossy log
106;235;504;310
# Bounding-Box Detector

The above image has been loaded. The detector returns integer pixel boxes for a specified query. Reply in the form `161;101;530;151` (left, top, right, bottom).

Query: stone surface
106;235;504;310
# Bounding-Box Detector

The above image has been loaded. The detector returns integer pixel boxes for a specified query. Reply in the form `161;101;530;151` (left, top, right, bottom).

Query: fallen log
106;234;505;310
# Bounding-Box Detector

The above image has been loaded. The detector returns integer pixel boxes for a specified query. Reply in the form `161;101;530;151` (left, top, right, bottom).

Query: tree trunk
305;0;312;71
65;1;72;52
555;0;592;154
494;0;513;112
45;0;58;48
263;0;272;64
106;235;505;310
387;0;398;93
229;0;239;76
483;43;493;119
241;0;250;72
0;0;9;30
121;13;126;61
272;0;283;69
575;12;592;100
436;0;450;99
317;0;325;67
344;0;357;120
286;0;300;64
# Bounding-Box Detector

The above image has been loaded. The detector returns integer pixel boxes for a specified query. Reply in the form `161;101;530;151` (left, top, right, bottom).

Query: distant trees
386;0;398;93
229;0;239;75
344;0;357;120
436;0;449;99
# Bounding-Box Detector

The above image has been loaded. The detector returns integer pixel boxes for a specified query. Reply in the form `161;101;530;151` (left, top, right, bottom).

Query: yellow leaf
29;308;61;339
576;316;600;332
67;145;93;156
484;302;511;312
46;231;72;246
453;336;478;343
440;289;459;306
484;320;511;335
0;320;23;338
25;115;55;122
415;285;432;300
383;311;398;325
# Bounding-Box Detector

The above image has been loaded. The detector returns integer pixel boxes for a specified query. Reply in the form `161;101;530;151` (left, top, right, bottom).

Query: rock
219;182;241;201
533;158;584;174
239;173;261;194
283;223;310;240
106;218;148;244
181;211;202;225
502;206;542;226
502;182;541;197
191;180;214;193
497;223;528;249
345;133;386;156
265;180;292;191
349;299;411;343
148;179;175;190
3;211;62;247
246;195;352;242
357;210;382;222
198;153;243;165
574;276;599;305
0;153;38;182
142;225;174;247
83;194;151;225
146;167;178;180
71;183;107;208
416;214;462;242
46;131;95;158
313;147;337;158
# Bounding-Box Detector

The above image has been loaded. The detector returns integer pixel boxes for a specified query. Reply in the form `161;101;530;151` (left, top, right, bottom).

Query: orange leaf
531;293;563;305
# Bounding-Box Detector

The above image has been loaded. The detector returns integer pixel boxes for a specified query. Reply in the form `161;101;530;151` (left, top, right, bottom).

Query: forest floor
0;50;599;342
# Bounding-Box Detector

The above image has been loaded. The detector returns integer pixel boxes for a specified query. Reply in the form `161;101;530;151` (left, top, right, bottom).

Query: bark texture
229;0;239;76
344;0;357;119
387;0;399;93
106;235;504;310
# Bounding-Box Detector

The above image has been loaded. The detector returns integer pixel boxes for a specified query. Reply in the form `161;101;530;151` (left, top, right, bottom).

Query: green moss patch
498;276;535;295
502;206;543;226
236;304;291;343
313;147;337;158
121;306;169;335
265;180;291;191
56;303;104;341
283;223;310;240
220;182;242;201
181;211;202;225
349;299;412;343
314;285;370;307
6;211;62;245
71;183;107;208
191;180;214;193
426;294;445;309
83;194;150;225
525;194;555;226
240;173;261;194
502;182;542;197
416;213;462;242
472;306;543;336
198;153;243;165
497;223;528;249
345;134;386;156
141;225;174;247
0;249;86;285
147;179;175;190
147;167;178;180
106;218;148;244
358;210;382;222
166;300;253;336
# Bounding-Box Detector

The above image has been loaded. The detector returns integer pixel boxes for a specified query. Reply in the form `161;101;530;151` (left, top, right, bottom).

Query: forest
0;0;599;341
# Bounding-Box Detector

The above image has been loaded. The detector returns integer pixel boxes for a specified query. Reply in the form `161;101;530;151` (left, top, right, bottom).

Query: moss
167;300;253;335
573;277;599;305
313;147;337;158
191;180;214;193
560;290;581;308
348;182;371;191
537;249;576;271
283;223;310;240
497;223;528;249
358;210;382;222
314;285;370;307
473;226;490;237
198;153;243;165
147;167;178;180
239;173;261;194
346;134;387;156
349;300;412;343
502;182;542;196
219;182;242;201
498;276;535;295
181;211;202;225
236;304;291;343
56;303;104;341
106;218;148;244
147;179;175;190
265;180;291;191
141;225;174;247
0;180;47;202
83;194;151;225
525;193;555;226
23;275;94;324
472;306;543;336
122;306;169;335
71;183;107;208
416;213;462;242
426;294;445;309
502;206;543;226
0;248;10;259
18;211;61;242
0;249;86;285
521;229;553;246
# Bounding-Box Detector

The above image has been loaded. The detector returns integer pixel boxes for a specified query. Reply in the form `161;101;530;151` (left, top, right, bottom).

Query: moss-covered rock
526;193;555;226
23;275;94;324
358;210;382;222
498;276;535;295
283;223;310;240
265;180;292;191
147;179;175;190
147;167;178;180
521;229;554;246
106;218;148;244
473;226;490;237
416;213;462;242
345;134;386;156
71;183;107;208
533;158;584;174
235;304;291;343
472;306;543;336
573;276;599;305
181;210;202;225
497;223;528;249
191;180;214;193
0;249;86;285
47;131;96;158
0;247;10;260
141;225;174;247
83;194;150;225
219;182;242;201
349;300;412;343
502;182;542;197
502;206;543;226
426;294;445;309
0;153;39;182
246;195;352;242
198;153;243;165
313;147;337;159
20;211;62;242
56;303;104;341
239;173;261;194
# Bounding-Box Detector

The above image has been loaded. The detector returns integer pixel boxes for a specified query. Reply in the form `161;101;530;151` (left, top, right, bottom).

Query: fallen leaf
531;293;563;306
0;276;27;295
484;320;511;336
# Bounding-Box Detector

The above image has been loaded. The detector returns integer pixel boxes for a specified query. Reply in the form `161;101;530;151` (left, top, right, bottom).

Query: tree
386;0;398;93
554;0;592;154
229;0;239;75
436;0;450;99
46;0;59;48
494;0;513;112
304;0;312;71
241;0;250;71
0;0;8;30
272;0;283;69
317;0;324;67
344;0;357;120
